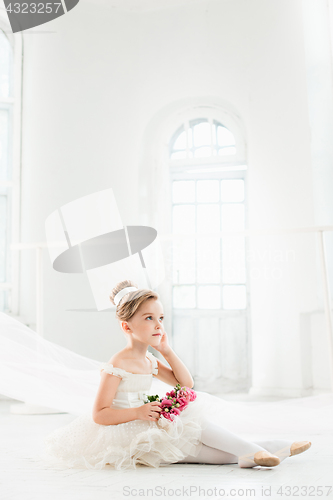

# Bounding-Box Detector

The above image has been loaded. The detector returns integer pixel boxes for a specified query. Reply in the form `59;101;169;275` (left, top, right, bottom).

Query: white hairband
114;286;138;306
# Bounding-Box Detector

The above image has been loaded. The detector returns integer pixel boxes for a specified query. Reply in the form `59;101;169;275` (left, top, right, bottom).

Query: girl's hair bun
109;279;159;322
109;279;138;306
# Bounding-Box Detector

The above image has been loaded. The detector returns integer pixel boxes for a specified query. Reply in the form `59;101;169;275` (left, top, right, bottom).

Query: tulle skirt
43;393;213;471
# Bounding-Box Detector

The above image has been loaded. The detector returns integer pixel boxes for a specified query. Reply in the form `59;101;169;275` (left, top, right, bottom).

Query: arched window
0;20;22;313
168;111;250;391
170;117;247;311
170;118;237;160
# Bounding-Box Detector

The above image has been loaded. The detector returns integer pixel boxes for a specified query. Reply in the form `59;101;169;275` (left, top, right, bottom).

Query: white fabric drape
1;311;332;438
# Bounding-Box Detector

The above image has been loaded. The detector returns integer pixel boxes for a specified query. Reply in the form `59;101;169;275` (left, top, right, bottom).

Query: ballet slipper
238;455;257;468
253;451;280;467
290;441;311;456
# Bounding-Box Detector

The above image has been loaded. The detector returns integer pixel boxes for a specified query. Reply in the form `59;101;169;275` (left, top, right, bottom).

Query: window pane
221;204;245;231
213;123;217;145
172;181;195;203
0;108;9;182
0;31;12;98
218;146;236;156
0;194;7;282
222;235;246;283
198;285;220;309
197;237;220;283
173;130;186;150
173;239;195;284
221;179;244;202
217;126;235;147
0;289;10;311
188;128;193;148
173;285;196;308
197;204;220;233
173;205;195;234
196;180;219;202
223;285;247;309
192;120;210;148
194;146;211;158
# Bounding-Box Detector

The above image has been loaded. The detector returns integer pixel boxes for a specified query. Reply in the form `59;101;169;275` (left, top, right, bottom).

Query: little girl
44;280;311;470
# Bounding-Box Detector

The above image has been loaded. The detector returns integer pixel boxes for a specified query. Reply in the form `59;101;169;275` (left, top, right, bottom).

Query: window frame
168;108;246;170
168;113;251;390
169;117;238;161
168;111;250;313
0;14;23;314
170;164;249;312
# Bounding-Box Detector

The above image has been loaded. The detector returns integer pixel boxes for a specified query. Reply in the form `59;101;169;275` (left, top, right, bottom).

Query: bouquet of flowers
144;383;197;422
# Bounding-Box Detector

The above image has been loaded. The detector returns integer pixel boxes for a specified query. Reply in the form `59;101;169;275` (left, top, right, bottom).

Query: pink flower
176;397;189;410
188;390;197;402
155;384;197;423
162;411;175;421
177;390;187;398
161;398;173;407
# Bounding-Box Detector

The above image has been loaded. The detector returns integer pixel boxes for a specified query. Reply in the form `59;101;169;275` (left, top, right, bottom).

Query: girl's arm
154;327;194;388
92;371;162;425
155;349;194;389
92;372;138;425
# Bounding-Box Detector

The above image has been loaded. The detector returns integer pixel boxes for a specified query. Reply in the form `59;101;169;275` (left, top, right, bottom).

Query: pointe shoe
253;451;280;467
290;441;311;457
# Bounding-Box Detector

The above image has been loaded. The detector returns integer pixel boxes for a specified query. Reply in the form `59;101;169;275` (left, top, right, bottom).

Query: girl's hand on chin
152;328;171;356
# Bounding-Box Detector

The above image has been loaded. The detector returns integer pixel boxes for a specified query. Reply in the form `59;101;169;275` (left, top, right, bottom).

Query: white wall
17;0;330;394
302;0;333;305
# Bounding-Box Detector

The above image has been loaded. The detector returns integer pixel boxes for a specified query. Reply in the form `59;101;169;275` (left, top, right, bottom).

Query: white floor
1;396;332;500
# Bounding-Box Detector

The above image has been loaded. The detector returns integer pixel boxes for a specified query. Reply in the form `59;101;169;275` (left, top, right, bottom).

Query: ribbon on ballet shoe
238;457;257;468
238;451;257;468
272;445;292;460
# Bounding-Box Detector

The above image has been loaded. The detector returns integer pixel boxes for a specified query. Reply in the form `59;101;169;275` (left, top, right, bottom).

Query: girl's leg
200;419;265;467
198;419;292;468
177;444;238;465
177;439;293;467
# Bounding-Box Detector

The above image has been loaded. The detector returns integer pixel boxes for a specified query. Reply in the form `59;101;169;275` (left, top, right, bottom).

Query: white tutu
43;395;212;471
43;353;213;470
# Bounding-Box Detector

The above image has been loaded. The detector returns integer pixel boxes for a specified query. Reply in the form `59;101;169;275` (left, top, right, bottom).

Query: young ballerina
43;280;311;470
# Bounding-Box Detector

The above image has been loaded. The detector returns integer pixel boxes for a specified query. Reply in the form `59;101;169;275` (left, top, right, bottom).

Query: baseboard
248;386;330;398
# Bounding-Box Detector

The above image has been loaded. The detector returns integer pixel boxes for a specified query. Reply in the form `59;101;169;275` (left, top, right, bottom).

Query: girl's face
123;298;164;347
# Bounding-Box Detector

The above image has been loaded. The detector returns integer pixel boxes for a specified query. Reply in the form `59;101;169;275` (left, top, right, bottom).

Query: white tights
177;419;293;468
